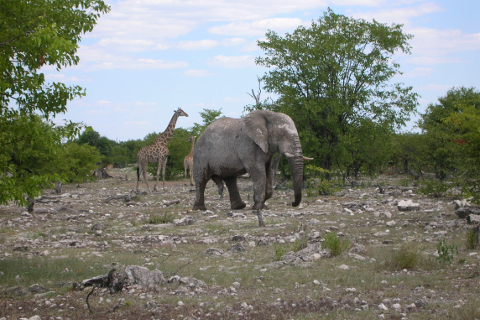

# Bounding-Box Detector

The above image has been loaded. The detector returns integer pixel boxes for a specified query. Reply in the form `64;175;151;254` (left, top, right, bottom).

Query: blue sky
45;0;480;142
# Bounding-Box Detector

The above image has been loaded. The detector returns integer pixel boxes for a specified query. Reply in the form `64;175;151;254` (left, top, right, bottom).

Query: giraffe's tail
137;165;140;181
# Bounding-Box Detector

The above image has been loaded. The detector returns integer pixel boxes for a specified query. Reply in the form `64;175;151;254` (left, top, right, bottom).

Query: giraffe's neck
155;112;179;143
189;137;195;155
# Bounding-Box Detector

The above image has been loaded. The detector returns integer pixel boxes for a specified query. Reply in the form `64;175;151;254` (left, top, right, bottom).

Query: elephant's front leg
265;159;274;201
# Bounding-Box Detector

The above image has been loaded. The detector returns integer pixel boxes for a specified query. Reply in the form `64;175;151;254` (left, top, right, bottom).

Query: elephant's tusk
303;156;313;161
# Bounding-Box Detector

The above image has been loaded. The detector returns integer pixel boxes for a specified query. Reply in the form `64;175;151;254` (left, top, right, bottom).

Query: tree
256;9;418;176
419;87;480;180
190;108;223;137
0;0;110;205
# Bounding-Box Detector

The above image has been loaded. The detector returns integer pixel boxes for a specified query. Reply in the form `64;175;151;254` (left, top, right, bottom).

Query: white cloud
98;100;112;105
407;56;461;65
401;67;434;78
77;45;188;70
177;39;220;50
208;18;304;36
98;38;155;52
135;101;157;106
184;69;216;77
222;38;247;46
114;108;129;112
208;55;255;68
351;2;443;25
409;28;480;56
416;84;455;91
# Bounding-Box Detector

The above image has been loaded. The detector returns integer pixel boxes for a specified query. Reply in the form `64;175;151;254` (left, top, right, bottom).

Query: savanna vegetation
2;5;480;206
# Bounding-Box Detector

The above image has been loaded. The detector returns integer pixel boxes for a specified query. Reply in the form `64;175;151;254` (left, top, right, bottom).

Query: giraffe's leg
154;161;161;192
189;164;194;186
139;162;151;193
162;159;166;189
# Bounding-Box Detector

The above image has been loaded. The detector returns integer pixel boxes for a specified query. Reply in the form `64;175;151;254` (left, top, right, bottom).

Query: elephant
192;110;308;227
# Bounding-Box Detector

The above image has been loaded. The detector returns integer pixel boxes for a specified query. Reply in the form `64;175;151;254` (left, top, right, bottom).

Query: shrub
273;243;290;261
465;227;479;250
291;236;308;252
322;232;350;256
436;239;458;264
148;212;176;224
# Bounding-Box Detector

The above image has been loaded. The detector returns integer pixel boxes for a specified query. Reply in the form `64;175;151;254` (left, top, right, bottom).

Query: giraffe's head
187;135;196;143
175;108;189;118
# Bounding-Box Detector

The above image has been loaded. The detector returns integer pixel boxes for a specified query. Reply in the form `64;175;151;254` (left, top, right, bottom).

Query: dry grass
0;170;478;319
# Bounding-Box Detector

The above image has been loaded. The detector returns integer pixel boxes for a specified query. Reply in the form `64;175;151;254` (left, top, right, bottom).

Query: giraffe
136;108;189;192
183;135;195;186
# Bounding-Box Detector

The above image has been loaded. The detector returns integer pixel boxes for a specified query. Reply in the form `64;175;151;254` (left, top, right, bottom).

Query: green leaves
256;8;418;175
0;0;110;206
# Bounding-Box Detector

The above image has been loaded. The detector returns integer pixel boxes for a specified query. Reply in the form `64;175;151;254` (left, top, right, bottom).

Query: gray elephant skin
192;110;306;227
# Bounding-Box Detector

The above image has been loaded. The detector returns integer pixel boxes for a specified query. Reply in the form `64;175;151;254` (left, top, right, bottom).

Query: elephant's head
244;110;305;207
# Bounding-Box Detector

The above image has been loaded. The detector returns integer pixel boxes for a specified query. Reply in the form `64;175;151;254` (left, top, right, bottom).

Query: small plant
321;232;350;256
465;227;478;250
291;236;308;252
273;243;290;261
148;212;176;224
418;180;450;198
393;242;420;269
436;239;458;264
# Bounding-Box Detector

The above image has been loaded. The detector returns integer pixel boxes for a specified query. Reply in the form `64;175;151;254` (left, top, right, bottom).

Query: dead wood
104;194;135;203
83;269;125;314
162;199;181;207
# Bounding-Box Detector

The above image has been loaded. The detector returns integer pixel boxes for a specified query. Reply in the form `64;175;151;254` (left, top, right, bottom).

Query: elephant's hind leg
224;177;246;210
193;179;208;211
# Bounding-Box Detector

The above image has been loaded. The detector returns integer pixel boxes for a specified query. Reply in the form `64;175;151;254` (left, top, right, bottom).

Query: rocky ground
0;169;479;320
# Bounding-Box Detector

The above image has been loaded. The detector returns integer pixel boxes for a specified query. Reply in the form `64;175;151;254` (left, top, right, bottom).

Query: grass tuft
321;232;350;256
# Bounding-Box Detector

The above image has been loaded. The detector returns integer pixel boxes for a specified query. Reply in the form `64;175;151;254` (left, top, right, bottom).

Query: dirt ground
0;168;479;320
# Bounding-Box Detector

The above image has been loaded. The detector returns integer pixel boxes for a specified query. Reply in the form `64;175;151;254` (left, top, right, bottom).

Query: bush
465;227;479;250
321;232;350;256
148;212;176;224
436;239;458;264
273;243;290;261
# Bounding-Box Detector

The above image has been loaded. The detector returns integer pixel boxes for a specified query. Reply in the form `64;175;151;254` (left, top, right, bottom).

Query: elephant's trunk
287;153;304;207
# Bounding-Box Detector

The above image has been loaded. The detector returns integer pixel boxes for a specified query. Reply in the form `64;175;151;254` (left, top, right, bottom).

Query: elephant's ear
244;112;269;153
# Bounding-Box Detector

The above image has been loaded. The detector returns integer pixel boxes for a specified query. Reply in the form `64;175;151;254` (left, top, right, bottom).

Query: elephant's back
194;117;245;165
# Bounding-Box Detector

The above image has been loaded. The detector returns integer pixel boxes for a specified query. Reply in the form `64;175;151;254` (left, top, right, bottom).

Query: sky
45;0;480;142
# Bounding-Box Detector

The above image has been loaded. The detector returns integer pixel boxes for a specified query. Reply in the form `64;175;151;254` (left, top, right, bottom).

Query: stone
28;284;48;294
124;265;165;290
397;200;420;211
456;206;480;219
173;216;195;226
3;286;27;296
386;220;396;227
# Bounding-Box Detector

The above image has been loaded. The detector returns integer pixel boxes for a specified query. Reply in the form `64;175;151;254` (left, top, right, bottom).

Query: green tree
190;108;223;137
256;9;418;176
0;0;110;205
419;87;480;180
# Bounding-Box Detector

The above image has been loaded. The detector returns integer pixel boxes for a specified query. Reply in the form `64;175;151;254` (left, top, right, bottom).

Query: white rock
386;220;396;227
337;264;349;270
397;199;420;211
378;303;389;311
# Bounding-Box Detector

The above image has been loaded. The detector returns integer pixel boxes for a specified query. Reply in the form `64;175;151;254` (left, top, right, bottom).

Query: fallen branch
163;199;181;207
84;269;125;314
104;194;134;203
